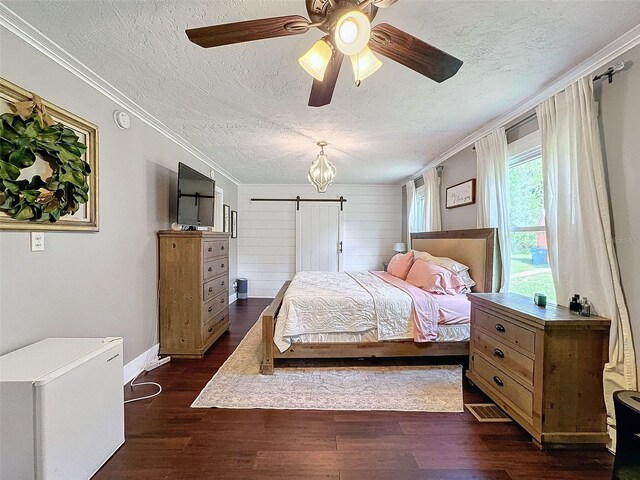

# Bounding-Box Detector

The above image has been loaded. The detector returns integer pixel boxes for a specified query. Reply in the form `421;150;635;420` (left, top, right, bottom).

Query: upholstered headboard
410;228;501;293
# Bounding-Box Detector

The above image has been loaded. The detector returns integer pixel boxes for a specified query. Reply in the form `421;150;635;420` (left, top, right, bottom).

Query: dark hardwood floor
95;298;614;480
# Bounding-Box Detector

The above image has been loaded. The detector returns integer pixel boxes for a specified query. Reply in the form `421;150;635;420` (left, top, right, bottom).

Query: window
507;132;556;301
413;185;426;233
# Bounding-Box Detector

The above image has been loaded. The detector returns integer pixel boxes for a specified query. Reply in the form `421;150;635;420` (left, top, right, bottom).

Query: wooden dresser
158;231;230;358
467;293;610;449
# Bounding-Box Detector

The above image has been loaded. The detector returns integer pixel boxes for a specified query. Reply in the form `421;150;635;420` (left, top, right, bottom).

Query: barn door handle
339;241;343;253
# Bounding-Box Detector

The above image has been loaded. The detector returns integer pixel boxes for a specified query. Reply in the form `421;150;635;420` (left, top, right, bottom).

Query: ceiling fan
186;0;463;107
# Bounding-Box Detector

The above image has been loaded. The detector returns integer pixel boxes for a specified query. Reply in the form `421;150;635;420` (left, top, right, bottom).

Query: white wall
439;146;478;231
0;28;238;364
238;184;402;297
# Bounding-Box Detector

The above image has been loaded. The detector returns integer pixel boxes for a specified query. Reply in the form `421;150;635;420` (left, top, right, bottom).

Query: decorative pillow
413;250;468;273
412;250;476;290
455;270;476;292
405;259;466;295
387;251;415;280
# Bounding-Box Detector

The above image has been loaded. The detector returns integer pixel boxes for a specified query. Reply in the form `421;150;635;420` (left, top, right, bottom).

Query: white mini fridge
0;337;125;479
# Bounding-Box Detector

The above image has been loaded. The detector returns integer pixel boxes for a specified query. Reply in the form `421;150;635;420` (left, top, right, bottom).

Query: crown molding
400;22;640;185
0;4;241;185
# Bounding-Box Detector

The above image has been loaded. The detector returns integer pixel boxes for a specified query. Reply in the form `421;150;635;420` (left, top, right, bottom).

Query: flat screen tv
177;162;215;228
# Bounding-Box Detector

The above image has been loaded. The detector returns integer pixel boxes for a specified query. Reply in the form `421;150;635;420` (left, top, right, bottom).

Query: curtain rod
505;112;537;133
250;196;347;211
469;113;538;152
593;61;626;84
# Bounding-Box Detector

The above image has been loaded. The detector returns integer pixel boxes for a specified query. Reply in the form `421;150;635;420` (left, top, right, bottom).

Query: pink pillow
405;259;465;295
387;251;414;280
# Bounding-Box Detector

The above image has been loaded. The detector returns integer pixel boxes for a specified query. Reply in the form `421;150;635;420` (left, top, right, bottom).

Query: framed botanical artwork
0;77;99;231
231;210;237;239
223;204;230;233
445;178;476;209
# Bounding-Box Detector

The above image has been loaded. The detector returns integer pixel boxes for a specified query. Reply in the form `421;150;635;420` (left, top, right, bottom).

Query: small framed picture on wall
231;210;237;238
223;204;230;233
445;178;476;209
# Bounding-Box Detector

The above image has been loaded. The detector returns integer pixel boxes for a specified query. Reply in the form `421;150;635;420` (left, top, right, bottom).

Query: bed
260;228;500;374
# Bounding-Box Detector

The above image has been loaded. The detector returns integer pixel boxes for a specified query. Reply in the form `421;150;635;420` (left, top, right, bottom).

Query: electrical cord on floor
124;280;164;405
124;370;162;404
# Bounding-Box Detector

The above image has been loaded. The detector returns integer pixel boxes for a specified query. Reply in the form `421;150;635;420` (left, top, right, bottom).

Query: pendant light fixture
308;141;336;193
334;10;371;56
298;37;333;81
350;46;382;85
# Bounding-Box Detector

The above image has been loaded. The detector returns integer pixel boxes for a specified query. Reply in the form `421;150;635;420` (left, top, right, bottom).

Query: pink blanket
371;271;439;342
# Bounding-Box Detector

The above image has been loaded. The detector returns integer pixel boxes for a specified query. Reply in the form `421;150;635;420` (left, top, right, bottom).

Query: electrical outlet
30;232;45;251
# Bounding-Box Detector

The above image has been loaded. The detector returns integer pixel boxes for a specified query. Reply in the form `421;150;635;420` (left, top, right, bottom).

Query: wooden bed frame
260;228;500;374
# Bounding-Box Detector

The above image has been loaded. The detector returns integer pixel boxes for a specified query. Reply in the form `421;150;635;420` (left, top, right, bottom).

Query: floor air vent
466;403;512;423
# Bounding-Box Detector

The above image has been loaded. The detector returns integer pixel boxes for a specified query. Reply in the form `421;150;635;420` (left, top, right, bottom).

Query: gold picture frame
0;77;99;231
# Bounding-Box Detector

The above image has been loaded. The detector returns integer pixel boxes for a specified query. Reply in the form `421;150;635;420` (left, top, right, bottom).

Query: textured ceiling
4;0;640;184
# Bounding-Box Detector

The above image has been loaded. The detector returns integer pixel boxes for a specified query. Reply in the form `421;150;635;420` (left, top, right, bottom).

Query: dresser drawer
472;329;534;386
474;308;535;353
204;276;228;302
203;258;229;281
472;353;533;419
203;239;228;260
202;308;229;340
202;290;228;321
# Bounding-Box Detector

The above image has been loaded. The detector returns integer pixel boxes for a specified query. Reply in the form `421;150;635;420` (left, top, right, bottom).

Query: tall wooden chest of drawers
158;231;231;358
467;293;610;449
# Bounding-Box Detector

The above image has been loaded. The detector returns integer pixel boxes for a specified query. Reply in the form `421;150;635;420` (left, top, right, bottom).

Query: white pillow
412;250;476;290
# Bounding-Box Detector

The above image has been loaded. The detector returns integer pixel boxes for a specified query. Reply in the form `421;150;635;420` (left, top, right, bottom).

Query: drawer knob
493;376;504;387
495;323;506;333
208;326;213;333
493;348;505;359
208;287;213;293
208;247;213;252
221;281;225;286
221;245;225;250
208;306;213;313
208;267;212;272
220;298;225;303
221;263;225;268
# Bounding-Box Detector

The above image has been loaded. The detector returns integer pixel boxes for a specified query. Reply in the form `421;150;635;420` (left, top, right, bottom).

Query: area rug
191;320;464;412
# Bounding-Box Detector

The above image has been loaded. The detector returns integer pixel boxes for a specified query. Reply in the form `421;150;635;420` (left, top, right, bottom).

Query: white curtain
536;76;637;440
423;168;442;232
475;127;510;291
405;180;416;248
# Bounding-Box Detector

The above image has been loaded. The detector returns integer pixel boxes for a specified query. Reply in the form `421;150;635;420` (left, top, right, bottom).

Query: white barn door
296;203;343;272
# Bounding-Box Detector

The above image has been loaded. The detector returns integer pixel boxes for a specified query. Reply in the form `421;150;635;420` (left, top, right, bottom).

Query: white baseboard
123;343;159;385
229;293;237;304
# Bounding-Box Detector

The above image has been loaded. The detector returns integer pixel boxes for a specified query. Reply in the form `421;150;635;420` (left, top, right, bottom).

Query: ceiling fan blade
369;23;463;82
308;50;344;107
186;15;309;48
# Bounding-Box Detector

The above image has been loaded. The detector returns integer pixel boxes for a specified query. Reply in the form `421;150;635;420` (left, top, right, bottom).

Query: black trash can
237;278;248;300
612;390;640;479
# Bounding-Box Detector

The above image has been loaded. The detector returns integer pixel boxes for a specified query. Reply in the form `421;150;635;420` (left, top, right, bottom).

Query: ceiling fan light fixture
334;10;371;56
308;141;336;193
350;46;382;83
298;38;333;81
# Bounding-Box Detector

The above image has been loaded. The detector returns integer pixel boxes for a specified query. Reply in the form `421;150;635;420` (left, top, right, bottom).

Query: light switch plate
30;232;45;251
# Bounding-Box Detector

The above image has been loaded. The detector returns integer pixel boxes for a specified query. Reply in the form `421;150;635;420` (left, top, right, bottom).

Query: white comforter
274;271;413;353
